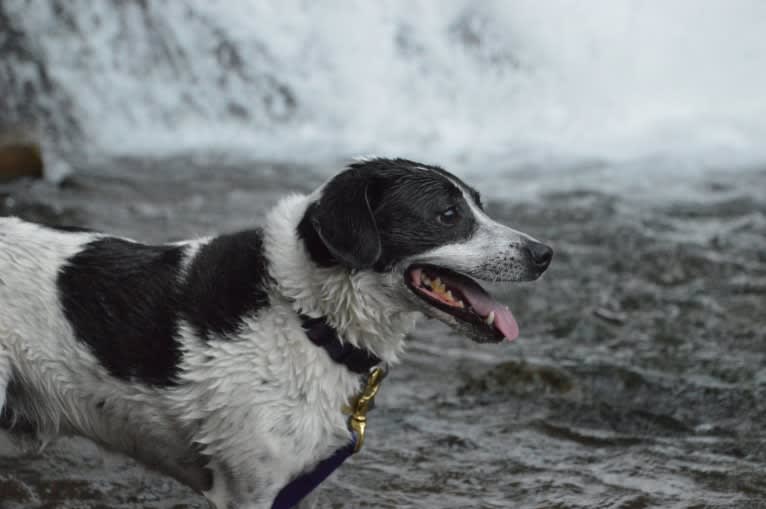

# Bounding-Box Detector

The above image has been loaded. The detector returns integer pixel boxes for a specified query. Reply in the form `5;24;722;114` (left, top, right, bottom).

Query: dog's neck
264;194;418;364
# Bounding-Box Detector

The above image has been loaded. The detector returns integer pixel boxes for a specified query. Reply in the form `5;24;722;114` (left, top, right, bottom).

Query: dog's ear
309;172;382;269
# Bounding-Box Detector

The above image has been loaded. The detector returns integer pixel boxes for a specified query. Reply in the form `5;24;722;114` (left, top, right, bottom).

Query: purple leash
271;315;386;509
270;433;358;509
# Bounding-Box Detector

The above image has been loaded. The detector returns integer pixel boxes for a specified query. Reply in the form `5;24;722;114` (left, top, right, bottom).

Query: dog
0;158;552;508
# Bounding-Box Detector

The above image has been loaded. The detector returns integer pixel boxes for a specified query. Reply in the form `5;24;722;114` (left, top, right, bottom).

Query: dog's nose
526;242;553;270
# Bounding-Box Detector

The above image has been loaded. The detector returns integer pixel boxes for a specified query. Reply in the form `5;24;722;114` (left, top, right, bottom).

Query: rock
0;142;44;181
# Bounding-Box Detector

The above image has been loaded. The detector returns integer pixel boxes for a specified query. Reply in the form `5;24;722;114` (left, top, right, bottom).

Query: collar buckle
344;366;386;453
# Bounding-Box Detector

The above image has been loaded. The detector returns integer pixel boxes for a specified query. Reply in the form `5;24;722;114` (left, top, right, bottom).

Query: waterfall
2;0;765;180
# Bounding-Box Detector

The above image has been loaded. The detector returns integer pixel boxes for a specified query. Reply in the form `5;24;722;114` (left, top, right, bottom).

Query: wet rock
0;143;44;181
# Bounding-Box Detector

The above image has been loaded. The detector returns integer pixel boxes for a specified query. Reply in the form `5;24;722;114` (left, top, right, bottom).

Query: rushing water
1;158;765;508
3;1;766;176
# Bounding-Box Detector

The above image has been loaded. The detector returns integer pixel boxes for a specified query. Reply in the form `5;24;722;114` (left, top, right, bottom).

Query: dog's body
0;159;551;508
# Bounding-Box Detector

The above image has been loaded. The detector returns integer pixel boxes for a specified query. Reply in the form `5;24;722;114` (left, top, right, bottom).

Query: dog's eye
437;206;460;226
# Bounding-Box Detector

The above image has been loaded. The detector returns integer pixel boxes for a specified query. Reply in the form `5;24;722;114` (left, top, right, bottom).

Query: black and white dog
0;158;552;508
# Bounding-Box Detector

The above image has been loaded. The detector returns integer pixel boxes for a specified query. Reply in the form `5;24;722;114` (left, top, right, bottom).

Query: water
3;1;766;176
2;1;766;508
1;159;765;508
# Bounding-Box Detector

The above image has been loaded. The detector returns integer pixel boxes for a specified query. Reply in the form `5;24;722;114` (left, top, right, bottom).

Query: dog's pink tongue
461;288;520;341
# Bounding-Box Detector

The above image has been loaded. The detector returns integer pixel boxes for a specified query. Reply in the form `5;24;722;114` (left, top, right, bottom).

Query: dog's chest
177;306;364;469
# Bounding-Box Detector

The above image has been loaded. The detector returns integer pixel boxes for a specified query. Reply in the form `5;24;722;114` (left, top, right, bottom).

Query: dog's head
297;158;552;343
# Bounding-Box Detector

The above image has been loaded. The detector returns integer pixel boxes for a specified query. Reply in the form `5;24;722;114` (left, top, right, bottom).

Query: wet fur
0;158;551;508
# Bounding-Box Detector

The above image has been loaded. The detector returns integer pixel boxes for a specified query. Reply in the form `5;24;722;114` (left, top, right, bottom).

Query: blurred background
1;1;765;508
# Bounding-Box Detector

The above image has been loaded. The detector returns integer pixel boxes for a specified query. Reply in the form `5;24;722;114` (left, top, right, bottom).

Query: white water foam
7;0;766;179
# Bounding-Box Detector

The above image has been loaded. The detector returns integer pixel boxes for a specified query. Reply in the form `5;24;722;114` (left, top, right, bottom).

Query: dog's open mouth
405;264;519;342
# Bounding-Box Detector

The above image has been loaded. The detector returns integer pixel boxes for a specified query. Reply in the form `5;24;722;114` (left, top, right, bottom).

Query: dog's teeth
445;290;454;301
485;311;495;326
457;300;465;308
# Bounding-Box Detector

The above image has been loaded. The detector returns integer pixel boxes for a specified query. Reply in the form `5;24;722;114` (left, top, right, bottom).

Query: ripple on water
1;159;765;508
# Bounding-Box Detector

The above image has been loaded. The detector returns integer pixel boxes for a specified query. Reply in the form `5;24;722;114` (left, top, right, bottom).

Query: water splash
3;0;766;175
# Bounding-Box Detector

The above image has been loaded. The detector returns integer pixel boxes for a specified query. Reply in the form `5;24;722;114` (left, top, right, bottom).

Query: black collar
300;314;381;374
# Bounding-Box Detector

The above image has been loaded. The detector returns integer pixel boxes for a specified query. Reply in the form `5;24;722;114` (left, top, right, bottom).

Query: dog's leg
204;460;292;509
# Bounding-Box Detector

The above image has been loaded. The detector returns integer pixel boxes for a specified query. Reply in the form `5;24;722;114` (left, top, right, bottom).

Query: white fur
265;194;418;361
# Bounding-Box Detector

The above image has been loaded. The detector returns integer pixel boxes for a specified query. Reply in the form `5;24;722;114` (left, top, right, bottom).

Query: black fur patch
57;230;273;386
58;238;185;386
297;203;336;268
298;158;481;270
183;229;271;338
425;164;484;210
